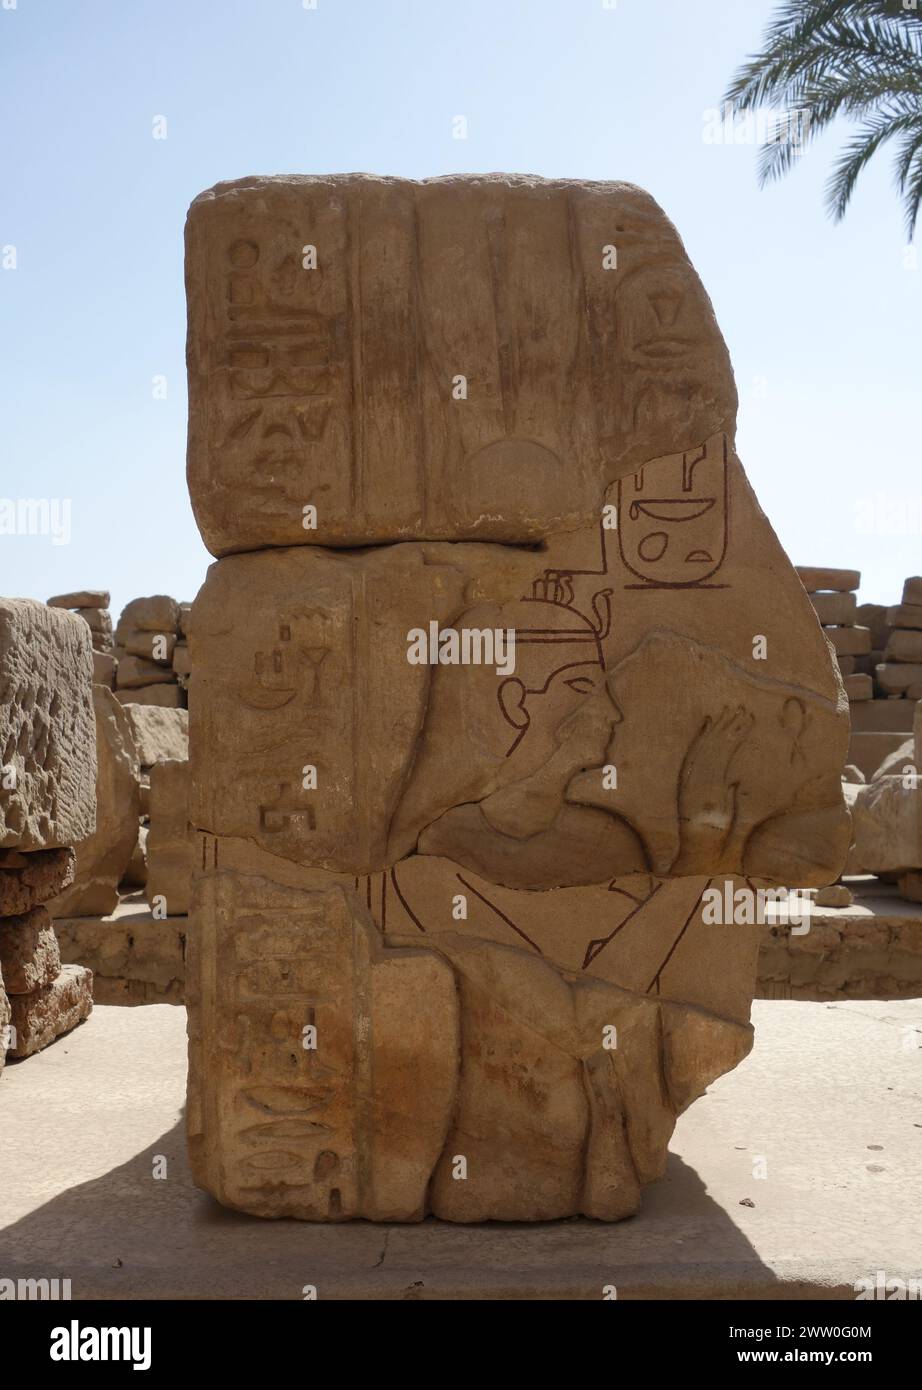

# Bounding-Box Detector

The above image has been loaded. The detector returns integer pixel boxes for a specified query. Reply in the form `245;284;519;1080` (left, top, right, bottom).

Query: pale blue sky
2;0;919;618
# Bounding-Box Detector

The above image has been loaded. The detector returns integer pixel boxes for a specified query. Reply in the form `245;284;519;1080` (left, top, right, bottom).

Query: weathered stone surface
115;684;185;709
48;590;109;610
850;699;916;734
172;643;191;676
0;905;61;993
886;602;922;630
848;730;912;781
757;887;922;1001
122;705;189;767
115;655;176;689
92;650;116;687
187;873;459;1219
810;591;856;626
55;903;184;1005
877;662;922;695
885;629;922;664
117;596;181;635
191;514;849;886
844;673;872;701
871;737;914;782
186;175;737;556
47;686;140;917
178;604;192;638
847;777;920;874
897;871;922;903
121;824;147;889
826;625;871;656
186;174;850;1223
902;577;922;606
856;602;890;648
122;630;177;662
796;567;859;593
75;606;111;633
75;605;108;631
0;600;96;851
813;883;852;908
147;760;192;914
0;847;75;915
836;654;856;676
7;964;93;1058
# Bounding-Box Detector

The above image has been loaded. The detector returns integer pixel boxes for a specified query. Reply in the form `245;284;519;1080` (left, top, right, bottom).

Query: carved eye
564;676;596;695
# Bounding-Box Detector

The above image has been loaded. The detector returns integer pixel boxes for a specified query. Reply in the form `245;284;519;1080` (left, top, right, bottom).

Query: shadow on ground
0;1111;783;1299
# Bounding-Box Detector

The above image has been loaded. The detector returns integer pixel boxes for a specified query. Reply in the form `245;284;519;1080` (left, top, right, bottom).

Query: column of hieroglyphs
182;175;850;1221
0;600;95;1068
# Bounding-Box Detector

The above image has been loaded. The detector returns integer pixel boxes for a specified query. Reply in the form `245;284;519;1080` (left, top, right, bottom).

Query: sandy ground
0;999;920;1299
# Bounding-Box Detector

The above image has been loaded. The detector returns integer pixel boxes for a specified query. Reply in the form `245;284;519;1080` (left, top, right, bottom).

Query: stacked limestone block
172;604;192;695
181;174;850;1224
796;568;871;703
127;705;188;901
48;589;116;690
113;596;186;709
146;758;193;915
879;577;922;698
46;685;141;917
0;600;95;1067
856;602;890;692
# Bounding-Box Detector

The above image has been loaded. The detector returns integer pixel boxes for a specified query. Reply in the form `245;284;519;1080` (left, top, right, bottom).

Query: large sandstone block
796;567;859;593
0;600;96;850
877;663;922;695
0;905;61;993
48;589;110;610
186;175;850;1224
186;174;736;555
122;630;177;662
0;847;75;916
117;596;181;635
8;964;92;1058
115;684;185;709
115;655;176;689
191;491;850;885
826;625;871;656
886;603;922;631
847;777;920;875
187;872;459;1219
55;909;185;1005
47;686;140;917
123;705;189;767
809;591;856;626
885;629;922;664
75;607;112;635
92;651;116;687
850;700;916;735
147;759;193;914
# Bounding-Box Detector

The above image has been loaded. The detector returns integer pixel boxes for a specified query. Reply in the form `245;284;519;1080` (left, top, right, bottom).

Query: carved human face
617;433;728;586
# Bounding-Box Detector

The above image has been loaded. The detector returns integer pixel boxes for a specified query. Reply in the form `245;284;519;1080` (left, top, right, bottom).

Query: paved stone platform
0;1001;919;1299
759;877;922;1000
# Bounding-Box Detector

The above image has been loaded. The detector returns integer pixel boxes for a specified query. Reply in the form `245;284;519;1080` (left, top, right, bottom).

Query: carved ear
498;678;529;732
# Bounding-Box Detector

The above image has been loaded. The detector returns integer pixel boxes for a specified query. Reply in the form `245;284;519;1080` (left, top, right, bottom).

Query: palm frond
723;1;922;234
901;142;922;237
825;110;921;219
